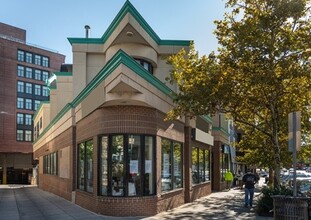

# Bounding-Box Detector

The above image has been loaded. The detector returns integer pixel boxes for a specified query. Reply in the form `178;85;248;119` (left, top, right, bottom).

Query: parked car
281;172;311;186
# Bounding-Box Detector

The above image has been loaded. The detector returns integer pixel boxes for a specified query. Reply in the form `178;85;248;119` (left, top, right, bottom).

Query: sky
1;0;227;64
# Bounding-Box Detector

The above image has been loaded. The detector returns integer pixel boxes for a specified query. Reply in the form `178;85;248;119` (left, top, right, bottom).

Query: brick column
184;116;191;203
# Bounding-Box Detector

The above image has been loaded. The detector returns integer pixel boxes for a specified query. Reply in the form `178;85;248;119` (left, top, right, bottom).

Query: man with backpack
242;169;258;208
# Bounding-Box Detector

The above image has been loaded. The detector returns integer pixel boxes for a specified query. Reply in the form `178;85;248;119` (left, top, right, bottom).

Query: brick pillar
184;116;191;203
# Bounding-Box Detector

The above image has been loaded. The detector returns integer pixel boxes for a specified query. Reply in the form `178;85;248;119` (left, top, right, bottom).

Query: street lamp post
288;111;301;197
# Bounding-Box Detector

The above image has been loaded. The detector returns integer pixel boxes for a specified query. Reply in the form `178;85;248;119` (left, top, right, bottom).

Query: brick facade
35;105;212;217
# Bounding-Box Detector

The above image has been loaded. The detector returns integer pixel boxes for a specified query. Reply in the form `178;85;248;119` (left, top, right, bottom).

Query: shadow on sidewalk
144;188;259;220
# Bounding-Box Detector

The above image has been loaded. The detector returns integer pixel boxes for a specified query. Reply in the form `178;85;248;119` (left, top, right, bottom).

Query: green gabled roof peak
68;1;191;46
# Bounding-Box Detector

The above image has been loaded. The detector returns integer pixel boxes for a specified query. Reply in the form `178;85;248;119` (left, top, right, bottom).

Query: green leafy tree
167;0;311;189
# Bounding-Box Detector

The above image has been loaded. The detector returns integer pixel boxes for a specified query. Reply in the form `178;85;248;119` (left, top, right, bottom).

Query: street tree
167;0;311;189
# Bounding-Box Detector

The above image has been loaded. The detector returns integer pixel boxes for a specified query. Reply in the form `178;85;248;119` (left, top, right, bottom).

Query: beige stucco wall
55;76;73;114
72;52;87;98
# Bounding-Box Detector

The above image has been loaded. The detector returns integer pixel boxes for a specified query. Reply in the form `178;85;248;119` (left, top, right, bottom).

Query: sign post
288;111;301;197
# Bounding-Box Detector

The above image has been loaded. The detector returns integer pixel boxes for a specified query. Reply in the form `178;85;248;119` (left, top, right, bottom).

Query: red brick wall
157;190;185;213
76;191;158;216
0;22;26;42
191;182;212;201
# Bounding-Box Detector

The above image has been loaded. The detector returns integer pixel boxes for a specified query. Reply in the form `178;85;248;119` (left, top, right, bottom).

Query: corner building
33;1;216;217
0;22;65;184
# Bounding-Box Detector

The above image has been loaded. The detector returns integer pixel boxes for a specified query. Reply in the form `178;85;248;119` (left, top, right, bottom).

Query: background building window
17;130;24;141
25;99;32;110
25;130;32;142
34;55;41;65
42;57;49;67
17;66;24;77
17;113;24;124
78;140;94;193
42;86;48;96
26;67;32;78
17;81;24;93
35;85;41;95
34;100;41;111
17;50;24;61
26;52;32;63
35;70;41;80
99;134;155;197
161;138;183;192
17;98;24;109
42;71;49;81
25;83;32;94
25;114;32;125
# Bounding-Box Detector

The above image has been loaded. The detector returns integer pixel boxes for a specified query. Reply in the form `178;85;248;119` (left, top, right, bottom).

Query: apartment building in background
0;22;65;184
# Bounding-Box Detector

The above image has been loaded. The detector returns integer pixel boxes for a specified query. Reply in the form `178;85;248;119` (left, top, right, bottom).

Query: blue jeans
244;188;254;206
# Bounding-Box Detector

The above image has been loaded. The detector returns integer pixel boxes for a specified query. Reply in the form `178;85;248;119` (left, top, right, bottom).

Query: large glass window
111;135;124;196
161;139;183;192
99;134;155;197
17;113;24;125
25;114;32;125
17;98;24;109
219;145;230;182
192;147;210;185
25;83;32;94
35;70;41;80
17;50;24;61
17;66;25;77
17;81;24;93
78;140;93;193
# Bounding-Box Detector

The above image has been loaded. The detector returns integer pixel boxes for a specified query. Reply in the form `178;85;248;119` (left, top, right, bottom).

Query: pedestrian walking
237;170;243;189
242;169;258;208
224;170;234;190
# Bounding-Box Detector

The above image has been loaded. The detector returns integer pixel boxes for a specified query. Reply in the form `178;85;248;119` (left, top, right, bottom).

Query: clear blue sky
1;0;227;63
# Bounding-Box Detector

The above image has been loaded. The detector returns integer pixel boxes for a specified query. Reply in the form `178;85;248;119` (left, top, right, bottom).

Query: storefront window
144;136;155;195
161;138;183;192
111;135;125;196
192;147;210;185
100;136;108;195
220;145;230;182
99;134;155;197
77;140;93;193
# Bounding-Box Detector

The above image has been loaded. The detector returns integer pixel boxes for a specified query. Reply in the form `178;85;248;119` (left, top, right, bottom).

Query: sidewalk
0;183;273;220
141;186;273;220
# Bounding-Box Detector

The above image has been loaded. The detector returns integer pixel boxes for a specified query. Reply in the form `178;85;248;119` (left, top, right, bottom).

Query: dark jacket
242;172;257;189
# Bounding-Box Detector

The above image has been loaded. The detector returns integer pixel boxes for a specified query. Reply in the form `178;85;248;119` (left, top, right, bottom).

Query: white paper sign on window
145;160;151;173
130;160;138;173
